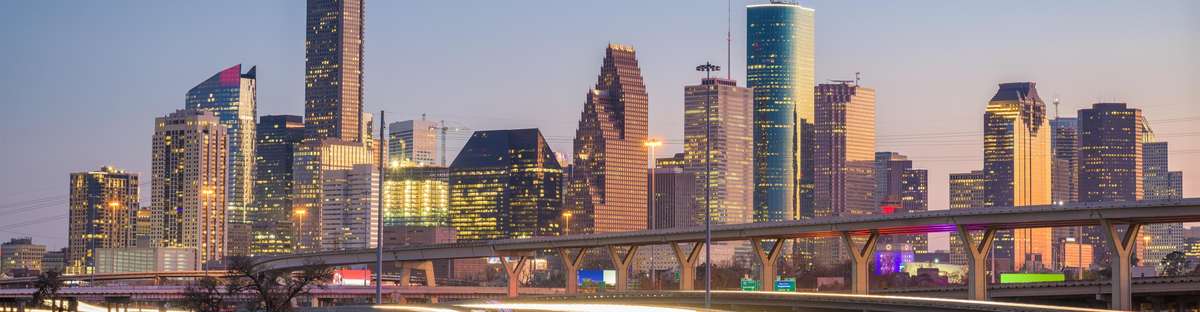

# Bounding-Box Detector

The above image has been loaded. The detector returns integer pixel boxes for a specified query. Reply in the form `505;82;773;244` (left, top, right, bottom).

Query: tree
31;270;63;308
1160;251;1191;277
225;256;333;312
182;277;227;312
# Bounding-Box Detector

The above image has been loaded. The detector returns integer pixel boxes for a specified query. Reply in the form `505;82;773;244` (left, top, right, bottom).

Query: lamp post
563;211;573;236
695;62;720;308
643;138;662;289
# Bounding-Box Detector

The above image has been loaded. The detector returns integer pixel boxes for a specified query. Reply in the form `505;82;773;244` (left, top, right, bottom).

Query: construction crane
429;120;470;166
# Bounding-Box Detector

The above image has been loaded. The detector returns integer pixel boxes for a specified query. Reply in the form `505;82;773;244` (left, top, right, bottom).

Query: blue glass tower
747;2;814;222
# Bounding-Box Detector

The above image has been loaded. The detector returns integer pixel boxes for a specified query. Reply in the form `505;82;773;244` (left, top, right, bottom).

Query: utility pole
376;110;385;304
695;62;720;309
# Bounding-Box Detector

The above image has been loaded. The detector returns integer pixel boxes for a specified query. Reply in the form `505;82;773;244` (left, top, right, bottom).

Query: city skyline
1;1;1198;248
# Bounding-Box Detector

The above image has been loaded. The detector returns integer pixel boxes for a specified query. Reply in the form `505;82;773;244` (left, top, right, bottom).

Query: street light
695;61;720;308
562;211;573;236
643;138;662;289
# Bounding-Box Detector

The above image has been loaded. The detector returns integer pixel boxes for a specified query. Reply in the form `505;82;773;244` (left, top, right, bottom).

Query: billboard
577;269;616;286
999;273;1065;284
333;269;371;286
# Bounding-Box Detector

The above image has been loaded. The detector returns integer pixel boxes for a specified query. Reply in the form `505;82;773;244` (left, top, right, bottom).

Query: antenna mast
726;0;733;80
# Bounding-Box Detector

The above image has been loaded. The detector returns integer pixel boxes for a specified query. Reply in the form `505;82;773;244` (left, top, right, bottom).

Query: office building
875;152;929;252
41;248;66;273
292;139;374;252
320;164;379;251
151;109;228;266
1;238;45;275
983;82;1052;272
948;170;986;265
185;64;257;257
388;118;440;167
650;156;699;230
1050;117;1079;204
95;247;197;273
746;2;815;222
68;166;139;275
1143;141;1185;267
814;82;876;218
565;44;649;233
450;129;563;241
384;166;449;227
251;115;305;256
684;78;754;226
305;0;365;142
1079;103;1144;203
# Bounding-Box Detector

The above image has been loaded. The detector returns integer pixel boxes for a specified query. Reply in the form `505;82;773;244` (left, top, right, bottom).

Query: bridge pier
500;256;529;298
399;260;437;287
841;231;879;295
752;238;784;291
558;247;588;294
671;242;703;290
956;225;997;301
1100;219;1142;311
606;245;639;292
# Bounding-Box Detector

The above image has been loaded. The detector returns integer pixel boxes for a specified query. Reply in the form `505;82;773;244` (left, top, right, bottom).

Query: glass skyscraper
747;2;815;222
983;82;1052;272
306;0;365;142
450;129;563;241
185;64;256;257
251;115;304;256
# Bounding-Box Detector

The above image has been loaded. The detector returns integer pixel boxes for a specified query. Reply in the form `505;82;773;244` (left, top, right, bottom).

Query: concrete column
752;238;785;291
956;225;997;301
606;245;639;292
671;242;704;291
558;247;589;294
1100;219;1142;311
500;256;529;298
841;232;880;295
399;261;437;287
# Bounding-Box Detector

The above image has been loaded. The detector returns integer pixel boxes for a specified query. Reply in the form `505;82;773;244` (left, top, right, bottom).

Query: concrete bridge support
398;260;437;287
558;247;588;294
1100;220;1142;311
956;225;997;301
606;245;639;292
841;232;880;295
752;238;785;291
500;256;528;298
671;242;704;291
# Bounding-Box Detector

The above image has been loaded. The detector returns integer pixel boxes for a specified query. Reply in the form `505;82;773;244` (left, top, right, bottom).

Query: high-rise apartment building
747;2;814;222
948;170;986;265
814;82;876;218
388;119;440;167
1078;103;1143;203
1;238;46;276
151;109;228;267
450;129;563;241
684;78;754;226
1050;117;1079;204
185;64;257;257
874;152;929;252
565;44;649;233
251;115;305;256
320;164;378;251
305;0;364;142
292;139;374;252
983;82;1052;272
68;166;139;275
384;166;450;227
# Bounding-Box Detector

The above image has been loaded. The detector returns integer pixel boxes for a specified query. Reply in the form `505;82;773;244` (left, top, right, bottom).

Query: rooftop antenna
726;0;732;80
855;72;861;85
1052;97;1060;119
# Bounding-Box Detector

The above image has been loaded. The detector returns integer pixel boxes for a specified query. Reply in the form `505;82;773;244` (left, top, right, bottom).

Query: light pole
695;61;720;308
563;211;572;236
643;138;662;289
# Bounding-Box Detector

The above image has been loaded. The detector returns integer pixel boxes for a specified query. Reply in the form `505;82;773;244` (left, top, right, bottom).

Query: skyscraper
450;129;563;241
983;82;1052;272
251;115;304;256
814;82;876;218
649;154;698;230
305;0;364;142
68;167;138;275
185;64;257;257
320;164;378;251
948;170;986;265
388;119;440;167
1078;103;1143;203
151;109;228;267
292;139;374;252
874;152;929;252
684;78;753;226
747;2;814;222
384;166;450;227
565;44;649;233
1143;141;1185;267
1050;117;1079;204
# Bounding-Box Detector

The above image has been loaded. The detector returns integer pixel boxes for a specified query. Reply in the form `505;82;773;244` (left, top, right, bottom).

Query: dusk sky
1;0;1197;249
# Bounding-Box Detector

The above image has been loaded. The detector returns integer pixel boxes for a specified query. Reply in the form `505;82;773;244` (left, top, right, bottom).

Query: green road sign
774;278;796;292
740;278;759;291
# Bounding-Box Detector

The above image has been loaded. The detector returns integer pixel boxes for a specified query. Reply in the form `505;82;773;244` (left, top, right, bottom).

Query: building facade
185;64;257;257
251;115;305;256
292;139;374;252
1078;103;1143;203
814;83;876;218
948;170;986;265
151;109;228;267
650;154;698;230
388;119;440;167
384;166;450;227
1143;141;1185;268
68;166;139;275
41;248;66;274
1;238;46;275
450;129;563;241
95;247;197;273
1050;117;1079;204
320;164;379;251
983;82;1052;272
565;44;649;233
747;2;815;222
684;78;754;226
305;0;365;142
874;152;929;252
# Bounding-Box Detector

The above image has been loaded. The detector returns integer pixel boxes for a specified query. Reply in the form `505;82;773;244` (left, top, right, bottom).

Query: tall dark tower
305;0;365;142
565;44;650;233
